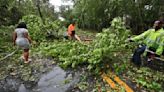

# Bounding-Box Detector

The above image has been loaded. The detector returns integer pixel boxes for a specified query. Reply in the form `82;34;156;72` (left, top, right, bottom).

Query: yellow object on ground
101;73;117;89
101;72;134;92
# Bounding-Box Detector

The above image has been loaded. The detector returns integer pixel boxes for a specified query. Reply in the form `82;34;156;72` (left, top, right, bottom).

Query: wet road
18;66;80;92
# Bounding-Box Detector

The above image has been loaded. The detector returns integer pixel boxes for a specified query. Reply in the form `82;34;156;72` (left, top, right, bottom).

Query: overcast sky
49;0;73;6
49;0;74;12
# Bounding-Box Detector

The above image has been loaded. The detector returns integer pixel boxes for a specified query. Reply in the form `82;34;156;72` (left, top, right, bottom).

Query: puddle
18;66;80;92
0;65;80;92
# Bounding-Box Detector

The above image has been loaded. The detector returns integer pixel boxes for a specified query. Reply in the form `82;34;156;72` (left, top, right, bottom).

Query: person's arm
155;37;164;56
24;32;32;43
67;25;73;37
67;31;72;37
156;45;163;56
75;34;81;42
13;32;17;45
131;29;152;41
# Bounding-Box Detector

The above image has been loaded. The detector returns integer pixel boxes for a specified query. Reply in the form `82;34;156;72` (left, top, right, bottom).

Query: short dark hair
17;22;27;29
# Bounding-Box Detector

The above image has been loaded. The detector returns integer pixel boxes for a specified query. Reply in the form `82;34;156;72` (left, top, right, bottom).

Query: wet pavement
18;66;80;92
0;65;81;92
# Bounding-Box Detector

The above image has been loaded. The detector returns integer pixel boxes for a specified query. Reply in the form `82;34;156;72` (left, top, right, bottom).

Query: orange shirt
67;24;75;35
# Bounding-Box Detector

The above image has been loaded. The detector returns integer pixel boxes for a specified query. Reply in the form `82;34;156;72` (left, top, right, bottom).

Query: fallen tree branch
84;39;92;41
0;48;19;61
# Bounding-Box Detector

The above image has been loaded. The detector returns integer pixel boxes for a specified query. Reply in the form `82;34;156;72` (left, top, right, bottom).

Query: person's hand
149;54;156;61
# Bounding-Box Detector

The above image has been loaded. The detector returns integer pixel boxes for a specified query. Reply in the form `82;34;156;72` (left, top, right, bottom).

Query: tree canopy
71;0;164;33
0;0;57;26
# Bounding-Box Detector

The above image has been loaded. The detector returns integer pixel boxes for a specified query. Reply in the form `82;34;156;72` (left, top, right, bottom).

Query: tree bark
36;0;45;24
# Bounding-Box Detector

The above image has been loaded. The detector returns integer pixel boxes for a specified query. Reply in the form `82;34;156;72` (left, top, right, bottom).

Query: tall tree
72;0;164;33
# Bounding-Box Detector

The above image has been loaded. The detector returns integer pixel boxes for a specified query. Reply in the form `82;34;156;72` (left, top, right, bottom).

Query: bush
20;15;61;42
21;15;45;42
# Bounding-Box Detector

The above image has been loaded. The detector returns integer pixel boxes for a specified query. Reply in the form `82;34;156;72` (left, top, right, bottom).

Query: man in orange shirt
66;21;81;42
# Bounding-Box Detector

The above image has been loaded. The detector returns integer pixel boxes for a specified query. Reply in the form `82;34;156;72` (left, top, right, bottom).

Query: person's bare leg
23;49;29;63
75;34;81;42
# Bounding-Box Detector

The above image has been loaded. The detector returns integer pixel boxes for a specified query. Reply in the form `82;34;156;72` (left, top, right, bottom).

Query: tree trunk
18;0;21;6
36;0;45;24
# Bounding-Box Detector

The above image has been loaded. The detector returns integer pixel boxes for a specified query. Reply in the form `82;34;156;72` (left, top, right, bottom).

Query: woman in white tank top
13;22;32;63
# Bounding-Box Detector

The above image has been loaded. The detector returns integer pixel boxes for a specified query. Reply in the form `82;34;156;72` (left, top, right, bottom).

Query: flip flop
24;59;32;64
28;59;32;62
24;60;29;64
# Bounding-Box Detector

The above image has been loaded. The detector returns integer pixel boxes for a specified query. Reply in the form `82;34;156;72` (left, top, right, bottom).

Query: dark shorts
64;31;75;39
70;31;75;37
